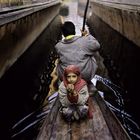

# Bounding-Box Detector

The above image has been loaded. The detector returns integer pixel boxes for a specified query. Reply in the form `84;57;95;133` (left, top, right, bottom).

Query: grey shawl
55;35;100;81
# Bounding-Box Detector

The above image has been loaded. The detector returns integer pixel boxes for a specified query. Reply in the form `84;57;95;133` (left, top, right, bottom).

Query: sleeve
58;82;71;107
84;35;100;55
54;43;59;53
77;85;89;105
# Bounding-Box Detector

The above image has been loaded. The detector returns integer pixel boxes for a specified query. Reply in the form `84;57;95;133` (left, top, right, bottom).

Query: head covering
63;65;87;92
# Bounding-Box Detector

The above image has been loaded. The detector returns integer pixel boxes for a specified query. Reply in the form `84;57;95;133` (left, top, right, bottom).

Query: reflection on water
11;91;58;139
60;0;89;35
10;51;57;140
94;75;140;140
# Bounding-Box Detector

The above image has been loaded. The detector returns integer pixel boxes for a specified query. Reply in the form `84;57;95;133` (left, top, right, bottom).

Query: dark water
94;75;140;140
9;51;57;140
0;15;61;140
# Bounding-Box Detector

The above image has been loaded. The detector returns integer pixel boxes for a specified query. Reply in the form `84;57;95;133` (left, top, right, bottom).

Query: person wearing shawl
58;65;90;121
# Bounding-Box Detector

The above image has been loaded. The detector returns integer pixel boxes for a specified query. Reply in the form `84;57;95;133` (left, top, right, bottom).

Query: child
58;65;89;121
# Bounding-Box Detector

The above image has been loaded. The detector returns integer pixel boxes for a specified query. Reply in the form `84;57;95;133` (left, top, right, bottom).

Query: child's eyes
67;76;76;78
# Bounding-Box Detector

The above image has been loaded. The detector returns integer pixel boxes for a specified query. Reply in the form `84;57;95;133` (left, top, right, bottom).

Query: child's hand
67;84;74;93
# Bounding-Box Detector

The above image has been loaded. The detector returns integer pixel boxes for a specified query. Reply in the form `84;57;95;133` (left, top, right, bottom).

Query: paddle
82;0;90;32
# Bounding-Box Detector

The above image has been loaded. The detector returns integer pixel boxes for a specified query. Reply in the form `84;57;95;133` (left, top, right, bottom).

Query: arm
77;85;89;105
66;84;78;104
58;82;72;107
84;35;100;55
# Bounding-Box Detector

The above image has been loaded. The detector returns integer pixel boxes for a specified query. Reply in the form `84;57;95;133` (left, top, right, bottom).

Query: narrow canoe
36;91;132;140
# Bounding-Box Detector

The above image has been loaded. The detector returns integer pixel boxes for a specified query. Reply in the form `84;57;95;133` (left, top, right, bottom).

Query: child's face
66;72;78;84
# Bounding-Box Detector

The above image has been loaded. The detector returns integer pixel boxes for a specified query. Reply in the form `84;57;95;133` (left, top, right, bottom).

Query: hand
81;29;88;36
73;91;78;96
67;84;74;93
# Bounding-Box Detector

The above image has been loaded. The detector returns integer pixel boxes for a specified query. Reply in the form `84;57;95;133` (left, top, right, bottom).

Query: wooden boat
36;90;132;140
35;59;131;139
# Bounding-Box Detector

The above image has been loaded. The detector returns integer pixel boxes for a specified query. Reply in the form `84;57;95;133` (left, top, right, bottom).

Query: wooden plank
92;97;113;140
79;118;96;140
36;97;60;140
50;107;71;140
77;96;96;140
95;93;132;140
71;121;81;140
37;92;131;140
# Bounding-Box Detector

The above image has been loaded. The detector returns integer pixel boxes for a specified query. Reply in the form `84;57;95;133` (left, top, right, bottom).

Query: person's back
55;21;100;84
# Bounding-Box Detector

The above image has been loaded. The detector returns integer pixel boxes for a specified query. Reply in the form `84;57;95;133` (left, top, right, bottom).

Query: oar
82;0;90;32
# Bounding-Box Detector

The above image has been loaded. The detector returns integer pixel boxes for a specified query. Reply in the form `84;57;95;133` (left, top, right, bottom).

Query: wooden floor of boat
36;93;131;140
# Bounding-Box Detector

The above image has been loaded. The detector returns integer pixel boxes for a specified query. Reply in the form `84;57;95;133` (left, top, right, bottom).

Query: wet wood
50;108;71;140
37;92;131;140
71;121;81;140
36;97;60;140
95;93;132;140
79;119;96;140
92;97;113;140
